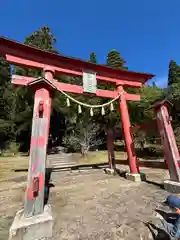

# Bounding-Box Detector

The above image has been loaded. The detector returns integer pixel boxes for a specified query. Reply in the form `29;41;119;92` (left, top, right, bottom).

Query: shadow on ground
144;209;180;239
114;168;164;189
144;222;171;240
44;168;54;205
13;164;165;191
155;209;178;224
115;159;167;169
13;163;109;173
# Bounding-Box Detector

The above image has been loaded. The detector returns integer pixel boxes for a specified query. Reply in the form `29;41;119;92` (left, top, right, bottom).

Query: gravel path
0;166;171;240
48;167;169;239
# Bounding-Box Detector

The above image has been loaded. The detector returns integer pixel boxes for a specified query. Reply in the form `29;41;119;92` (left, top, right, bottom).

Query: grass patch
76;151;127;165
0;156;28;182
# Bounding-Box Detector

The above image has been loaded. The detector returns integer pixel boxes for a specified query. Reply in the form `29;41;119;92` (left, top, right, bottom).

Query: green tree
13;26;63;151
152;81;157;88
0;57;15;151
92;50;128;142
89;52;97;64
167;60;180;127
168;60;180;86
106;50;127;70
137;85;164;122
129;84;164;149
24;26;58;54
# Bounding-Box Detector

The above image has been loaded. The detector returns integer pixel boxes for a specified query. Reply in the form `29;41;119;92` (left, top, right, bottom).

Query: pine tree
152;81;157;88
14;26;61;151
24;26;58;54
96;50;128;131
106;50;127;70
0;57;15;150
89;52;97;64
167;60;180;124
168;60;180;86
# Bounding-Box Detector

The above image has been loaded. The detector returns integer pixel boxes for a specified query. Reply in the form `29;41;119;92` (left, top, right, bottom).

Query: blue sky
1;0;180;88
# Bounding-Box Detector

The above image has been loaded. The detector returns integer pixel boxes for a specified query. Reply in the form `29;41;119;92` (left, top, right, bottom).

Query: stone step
51;158;75;162
47;154;77;168
52;162;76;165
47;157;74;161
49;159;76;164
52;164;76;168
47;153;73;157
48;156;73;159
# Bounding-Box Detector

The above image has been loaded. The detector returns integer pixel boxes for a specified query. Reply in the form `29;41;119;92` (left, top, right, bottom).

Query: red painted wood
30;137;46;149
37;136;45;148
8;55;144;87
154;103;180;181
39;172;44;192
0;37;154;86
124;92;140;101
12;75;140;101
27;187;34;201
118;85;138;174
24;71;53;216
32;159;39;173
44;69;53;141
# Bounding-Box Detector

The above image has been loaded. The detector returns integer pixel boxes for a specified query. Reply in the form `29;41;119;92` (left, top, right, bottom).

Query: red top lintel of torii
0;37;154;87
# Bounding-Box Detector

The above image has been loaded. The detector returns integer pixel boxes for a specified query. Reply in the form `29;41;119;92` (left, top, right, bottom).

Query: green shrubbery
0;142;20;157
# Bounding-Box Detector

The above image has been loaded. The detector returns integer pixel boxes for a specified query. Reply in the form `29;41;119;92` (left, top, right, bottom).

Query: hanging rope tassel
101;106;105;116
78;105;82;114
90;108;94;116
110;102;114;111
66;98;70;107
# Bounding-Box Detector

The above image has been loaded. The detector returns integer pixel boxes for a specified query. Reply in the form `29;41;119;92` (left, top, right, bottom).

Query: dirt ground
0;162;172;240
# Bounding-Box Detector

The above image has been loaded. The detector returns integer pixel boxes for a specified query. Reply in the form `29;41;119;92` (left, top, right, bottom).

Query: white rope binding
58;87;121;108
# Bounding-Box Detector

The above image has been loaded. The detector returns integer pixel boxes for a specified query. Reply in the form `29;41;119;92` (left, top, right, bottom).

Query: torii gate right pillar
117;85;141;182
152;99;180;193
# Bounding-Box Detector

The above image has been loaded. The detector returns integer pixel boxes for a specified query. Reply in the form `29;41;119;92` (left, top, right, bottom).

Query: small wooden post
24;68;54;217
107;126;115;169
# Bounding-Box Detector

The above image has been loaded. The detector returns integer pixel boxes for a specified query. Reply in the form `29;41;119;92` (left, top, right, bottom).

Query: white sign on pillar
83;71;97;94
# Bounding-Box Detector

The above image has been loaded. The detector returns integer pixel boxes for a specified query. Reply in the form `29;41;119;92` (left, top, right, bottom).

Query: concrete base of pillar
104;168;116;175
164;180;180;193
9;205;53;240
126;173;141;182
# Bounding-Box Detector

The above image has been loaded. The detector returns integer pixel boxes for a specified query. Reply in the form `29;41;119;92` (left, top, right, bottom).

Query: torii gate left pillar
9;68;54;240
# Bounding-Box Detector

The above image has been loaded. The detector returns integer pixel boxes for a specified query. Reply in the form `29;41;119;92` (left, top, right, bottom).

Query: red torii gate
0;37;154;218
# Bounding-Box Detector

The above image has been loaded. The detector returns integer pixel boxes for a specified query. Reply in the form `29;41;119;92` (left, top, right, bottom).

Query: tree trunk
81;146;89;160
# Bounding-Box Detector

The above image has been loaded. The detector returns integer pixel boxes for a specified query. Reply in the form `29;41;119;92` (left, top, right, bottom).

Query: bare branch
63;121;103;155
